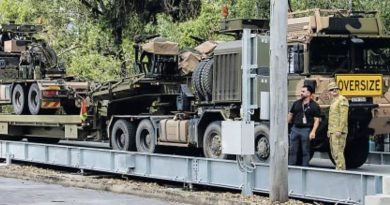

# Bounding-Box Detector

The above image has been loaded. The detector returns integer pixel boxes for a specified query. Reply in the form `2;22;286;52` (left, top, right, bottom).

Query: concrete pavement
0;177;188;205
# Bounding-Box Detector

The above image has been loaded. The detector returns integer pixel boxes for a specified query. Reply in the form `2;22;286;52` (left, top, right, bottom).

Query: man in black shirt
288;85;321;166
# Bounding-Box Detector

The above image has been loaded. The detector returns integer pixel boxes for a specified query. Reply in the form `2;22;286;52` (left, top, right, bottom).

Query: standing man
288;85;321;166
327;82;349;170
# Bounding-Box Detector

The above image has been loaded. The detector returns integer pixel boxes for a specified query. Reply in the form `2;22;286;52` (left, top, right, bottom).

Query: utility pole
270;0;289;202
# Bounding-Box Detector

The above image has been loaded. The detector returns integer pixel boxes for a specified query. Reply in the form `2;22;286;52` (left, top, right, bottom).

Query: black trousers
288;126;311;166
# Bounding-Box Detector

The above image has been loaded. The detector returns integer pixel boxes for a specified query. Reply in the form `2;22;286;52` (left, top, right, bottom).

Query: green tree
1;0;390;82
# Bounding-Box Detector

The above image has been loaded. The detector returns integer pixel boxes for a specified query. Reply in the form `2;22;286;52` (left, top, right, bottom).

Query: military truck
0;23;88;115
287;9;390;168
1;9;388;169
0;30;270;161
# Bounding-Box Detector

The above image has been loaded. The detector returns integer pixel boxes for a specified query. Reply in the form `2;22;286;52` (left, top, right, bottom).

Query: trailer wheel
111;119;136;151
28;83;44;115
12;84;28;115
253;124;270;163
203;121;228;159
136;119;156;153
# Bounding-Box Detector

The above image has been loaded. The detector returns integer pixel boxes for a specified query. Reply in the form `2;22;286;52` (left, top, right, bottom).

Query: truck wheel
28;83;43;115
200;59;213;99
136;119;156;153
203;121;228;159
111;119;136;151
12;84;28;115
253;124;270;163
45;46;58;66
192;61;207;100
345;137;369;169
328;136;369;169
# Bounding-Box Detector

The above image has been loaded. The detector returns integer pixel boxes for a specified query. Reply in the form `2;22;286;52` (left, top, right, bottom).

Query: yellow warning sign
335;74;383;96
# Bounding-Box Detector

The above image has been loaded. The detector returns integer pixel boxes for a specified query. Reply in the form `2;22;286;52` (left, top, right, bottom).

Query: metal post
240;29;254;196
385;134;390;152
241;29;252;125
270;0;289;202
6;153;12;165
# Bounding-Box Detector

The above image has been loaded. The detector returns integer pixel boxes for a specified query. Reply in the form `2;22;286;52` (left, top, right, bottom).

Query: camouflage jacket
328;95;349;134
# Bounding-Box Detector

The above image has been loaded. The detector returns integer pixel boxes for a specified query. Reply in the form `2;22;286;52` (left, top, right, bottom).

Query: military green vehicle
188;9;390;168
1;9;388;169
86;21;272;160
0;23;88;115
286;9;390;168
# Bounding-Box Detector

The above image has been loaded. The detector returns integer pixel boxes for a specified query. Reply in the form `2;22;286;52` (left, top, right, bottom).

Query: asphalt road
0;177;189;205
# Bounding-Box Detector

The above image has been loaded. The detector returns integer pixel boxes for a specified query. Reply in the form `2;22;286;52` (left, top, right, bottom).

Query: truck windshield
309;37;390;74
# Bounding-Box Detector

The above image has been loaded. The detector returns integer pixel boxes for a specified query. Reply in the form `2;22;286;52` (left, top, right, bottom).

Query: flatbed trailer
0;115;86;141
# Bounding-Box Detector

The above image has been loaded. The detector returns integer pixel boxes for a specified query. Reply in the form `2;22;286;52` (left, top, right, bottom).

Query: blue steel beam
0;140;384;205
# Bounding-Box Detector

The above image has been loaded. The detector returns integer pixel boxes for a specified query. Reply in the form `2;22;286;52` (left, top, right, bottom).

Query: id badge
302;115;307;124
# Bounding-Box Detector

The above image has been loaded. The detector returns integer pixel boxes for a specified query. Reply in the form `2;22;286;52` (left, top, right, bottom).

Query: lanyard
302;101;309;124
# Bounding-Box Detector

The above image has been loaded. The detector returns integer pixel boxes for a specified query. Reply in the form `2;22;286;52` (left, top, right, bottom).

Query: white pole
241;28;254;196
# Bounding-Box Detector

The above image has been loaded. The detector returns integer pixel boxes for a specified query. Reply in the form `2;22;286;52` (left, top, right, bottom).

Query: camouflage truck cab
0;23;88;115
195;11;390;168
287;9;390;168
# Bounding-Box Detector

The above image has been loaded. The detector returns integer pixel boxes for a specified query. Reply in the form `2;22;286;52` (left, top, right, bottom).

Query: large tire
328;136;369;169
12;84;28;115
203;121;228;159
253;124;270;163
111;119;136;151
192;61;207;100
200;59;213;98
135;119;157;153
45;46;58;66
28;83;43;115
30;43;58;69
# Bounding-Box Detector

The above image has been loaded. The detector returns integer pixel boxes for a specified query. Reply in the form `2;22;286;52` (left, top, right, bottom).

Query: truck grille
213;53;241;102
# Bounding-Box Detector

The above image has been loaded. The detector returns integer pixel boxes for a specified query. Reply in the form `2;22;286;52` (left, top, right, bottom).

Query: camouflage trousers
329;133;347;170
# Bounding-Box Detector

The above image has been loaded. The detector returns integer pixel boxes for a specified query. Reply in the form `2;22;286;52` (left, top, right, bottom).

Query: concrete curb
365;176;390;205
365;195;390;205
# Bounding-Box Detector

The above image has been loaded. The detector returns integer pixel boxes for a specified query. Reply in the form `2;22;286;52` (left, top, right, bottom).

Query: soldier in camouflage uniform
328;82;349;170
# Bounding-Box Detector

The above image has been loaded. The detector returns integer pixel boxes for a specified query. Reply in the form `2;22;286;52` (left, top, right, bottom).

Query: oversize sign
335;74;383;96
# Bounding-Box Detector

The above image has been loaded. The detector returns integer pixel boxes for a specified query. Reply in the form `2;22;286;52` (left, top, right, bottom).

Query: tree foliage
0;0;390;81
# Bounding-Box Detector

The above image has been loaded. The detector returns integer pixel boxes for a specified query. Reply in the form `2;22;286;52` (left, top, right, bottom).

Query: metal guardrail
0;140;385;205
366;152;390;165
313;151;390;166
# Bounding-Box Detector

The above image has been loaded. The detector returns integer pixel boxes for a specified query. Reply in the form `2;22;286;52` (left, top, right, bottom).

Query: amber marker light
222;4;229;18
